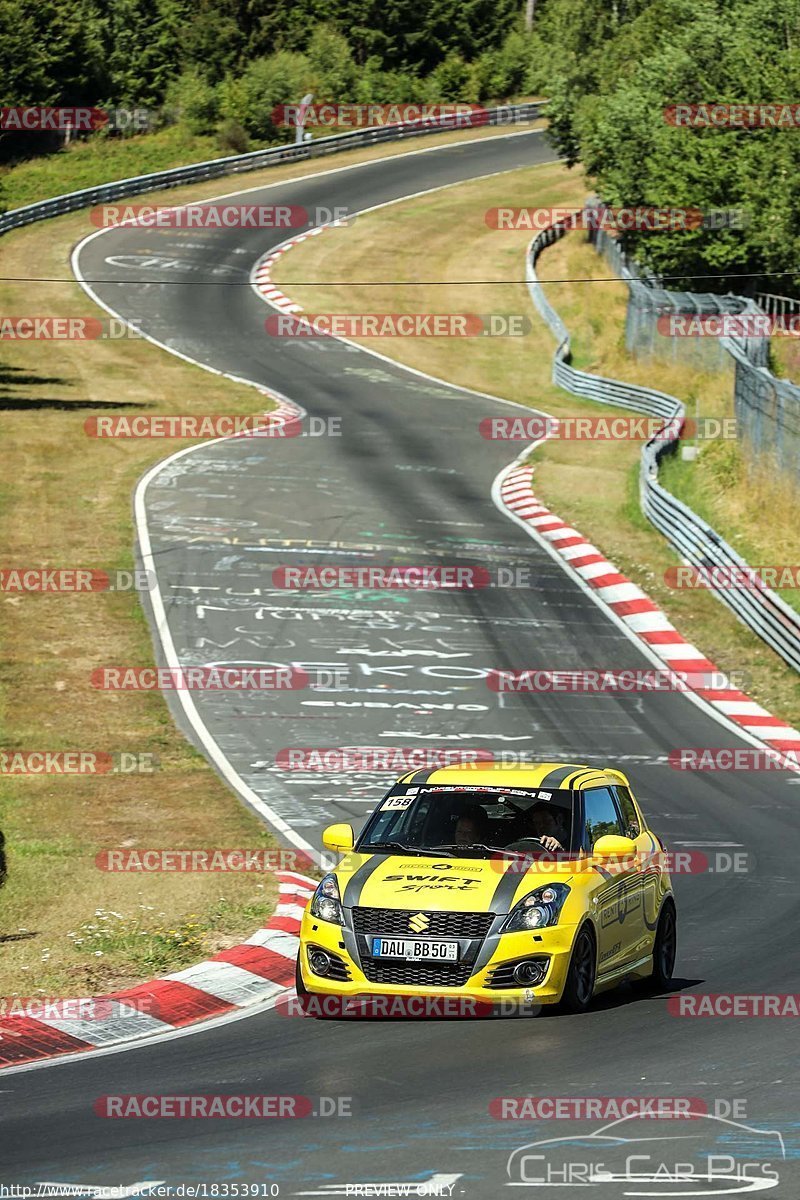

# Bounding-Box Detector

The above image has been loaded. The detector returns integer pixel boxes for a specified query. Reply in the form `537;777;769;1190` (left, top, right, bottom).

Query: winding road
2;129;799;1197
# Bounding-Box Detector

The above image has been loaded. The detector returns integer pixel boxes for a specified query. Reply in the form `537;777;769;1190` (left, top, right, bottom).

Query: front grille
485;957;549;990
353;907;494;939
325;951;352;982
361;959;473;987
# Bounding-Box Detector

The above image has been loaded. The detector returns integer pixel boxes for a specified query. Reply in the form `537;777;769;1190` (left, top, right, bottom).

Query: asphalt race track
2;129;799;1196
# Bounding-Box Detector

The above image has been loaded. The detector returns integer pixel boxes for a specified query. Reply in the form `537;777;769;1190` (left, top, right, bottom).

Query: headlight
501;884;570;933
310;873;344;926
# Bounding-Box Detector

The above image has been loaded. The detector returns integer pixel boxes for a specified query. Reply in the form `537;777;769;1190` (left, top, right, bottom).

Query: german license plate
371;937;458;961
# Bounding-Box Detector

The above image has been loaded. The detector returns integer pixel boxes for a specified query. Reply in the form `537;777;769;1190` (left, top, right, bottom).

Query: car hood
335;851;575;913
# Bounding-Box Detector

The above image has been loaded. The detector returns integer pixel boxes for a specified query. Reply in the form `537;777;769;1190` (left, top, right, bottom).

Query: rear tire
560;924;596;1013
645;899;677;991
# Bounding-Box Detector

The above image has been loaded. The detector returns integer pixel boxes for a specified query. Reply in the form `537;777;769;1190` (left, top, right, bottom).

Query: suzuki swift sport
296;762;676;1012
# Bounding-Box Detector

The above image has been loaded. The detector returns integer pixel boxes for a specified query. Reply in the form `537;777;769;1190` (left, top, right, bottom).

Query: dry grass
273;162;800;729
768;333;800;383
0;226;285;994
659;437;800;610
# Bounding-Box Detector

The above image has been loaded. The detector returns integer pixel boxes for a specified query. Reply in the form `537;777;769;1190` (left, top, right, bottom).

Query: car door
613;782;660;957
582;785;644;975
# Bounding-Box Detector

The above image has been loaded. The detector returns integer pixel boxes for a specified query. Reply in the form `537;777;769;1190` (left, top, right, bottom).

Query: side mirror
592;834;638;864
322;823;355;854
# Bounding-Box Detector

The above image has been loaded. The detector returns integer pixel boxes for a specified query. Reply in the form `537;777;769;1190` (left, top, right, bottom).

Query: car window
357;785;578;854
613;785;641;838
583;786;624;847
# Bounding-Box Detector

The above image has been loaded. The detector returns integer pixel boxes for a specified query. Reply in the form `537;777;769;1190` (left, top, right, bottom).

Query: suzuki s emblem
409;912;430;933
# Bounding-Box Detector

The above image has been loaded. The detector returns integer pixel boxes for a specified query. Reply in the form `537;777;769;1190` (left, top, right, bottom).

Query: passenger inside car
453;806;491;845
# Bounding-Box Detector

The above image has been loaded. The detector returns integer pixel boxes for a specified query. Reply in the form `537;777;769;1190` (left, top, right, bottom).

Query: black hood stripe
488;861;527;915
342;853;390;909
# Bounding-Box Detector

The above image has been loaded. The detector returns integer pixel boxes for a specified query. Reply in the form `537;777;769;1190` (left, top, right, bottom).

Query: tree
306;26;358;99
540;0;800;294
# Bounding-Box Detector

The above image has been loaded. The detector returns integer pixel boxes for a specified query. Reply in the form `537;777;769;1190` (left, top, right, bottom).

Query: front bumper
299;906;578;1006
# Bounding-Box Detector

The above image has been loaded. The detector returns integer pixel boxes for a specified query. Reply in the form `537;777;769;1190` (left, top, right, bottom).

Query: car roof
397;762;629;791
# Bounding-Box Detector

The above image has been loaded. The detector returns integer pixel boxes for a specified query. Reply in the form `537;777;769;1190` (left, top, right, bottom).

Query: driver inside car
509;801;566;853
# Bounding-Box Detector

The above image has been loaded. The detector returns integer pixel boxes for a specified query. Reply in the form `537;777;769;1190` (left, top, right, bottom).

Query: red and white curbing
237;394;305;433
0;871;315;1069
500;464;800;759
252;226;329;310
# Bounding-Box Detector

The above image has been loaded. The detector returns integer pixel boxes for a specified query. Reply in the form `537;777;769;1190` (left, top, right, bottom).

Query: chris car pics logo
505;1112;784;1193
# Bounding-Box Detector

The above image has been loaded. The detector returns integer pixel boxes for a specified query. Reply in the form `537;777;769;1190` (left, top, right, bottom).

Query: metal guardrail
527;213;800;674
756;293;800;319
591;227;799;477
0;103;547;236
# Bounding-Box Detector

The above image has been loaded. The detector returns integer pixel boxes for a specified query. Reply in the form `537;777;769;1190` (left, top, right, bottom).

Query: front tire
295;953;314;1012
560;924;596;1013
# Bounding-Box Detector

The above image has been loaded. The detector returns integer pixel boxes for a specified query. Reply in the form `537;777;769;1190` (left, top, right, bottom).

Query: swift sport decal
384;872;481;893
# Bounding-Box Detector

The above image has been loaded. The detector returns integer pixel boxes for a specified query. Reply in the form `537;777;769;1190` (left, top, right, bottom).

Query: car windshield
357;783;578;857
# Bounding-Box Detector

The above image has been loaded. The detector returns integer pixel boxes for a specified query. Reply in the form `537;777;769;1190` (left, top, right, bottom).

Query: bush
467;52;495;101
492;32;531;97
352;59;425;105
306;26;358;100
218;51;313;142
470;33;532;101
424;52;472;102
216;118;250;154
524;32;550;94
163;68;220;136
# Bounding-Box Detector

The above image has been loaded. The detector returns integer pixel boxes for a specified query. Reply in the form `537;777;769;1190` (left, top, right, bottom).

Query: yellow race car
296;762;676;1013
